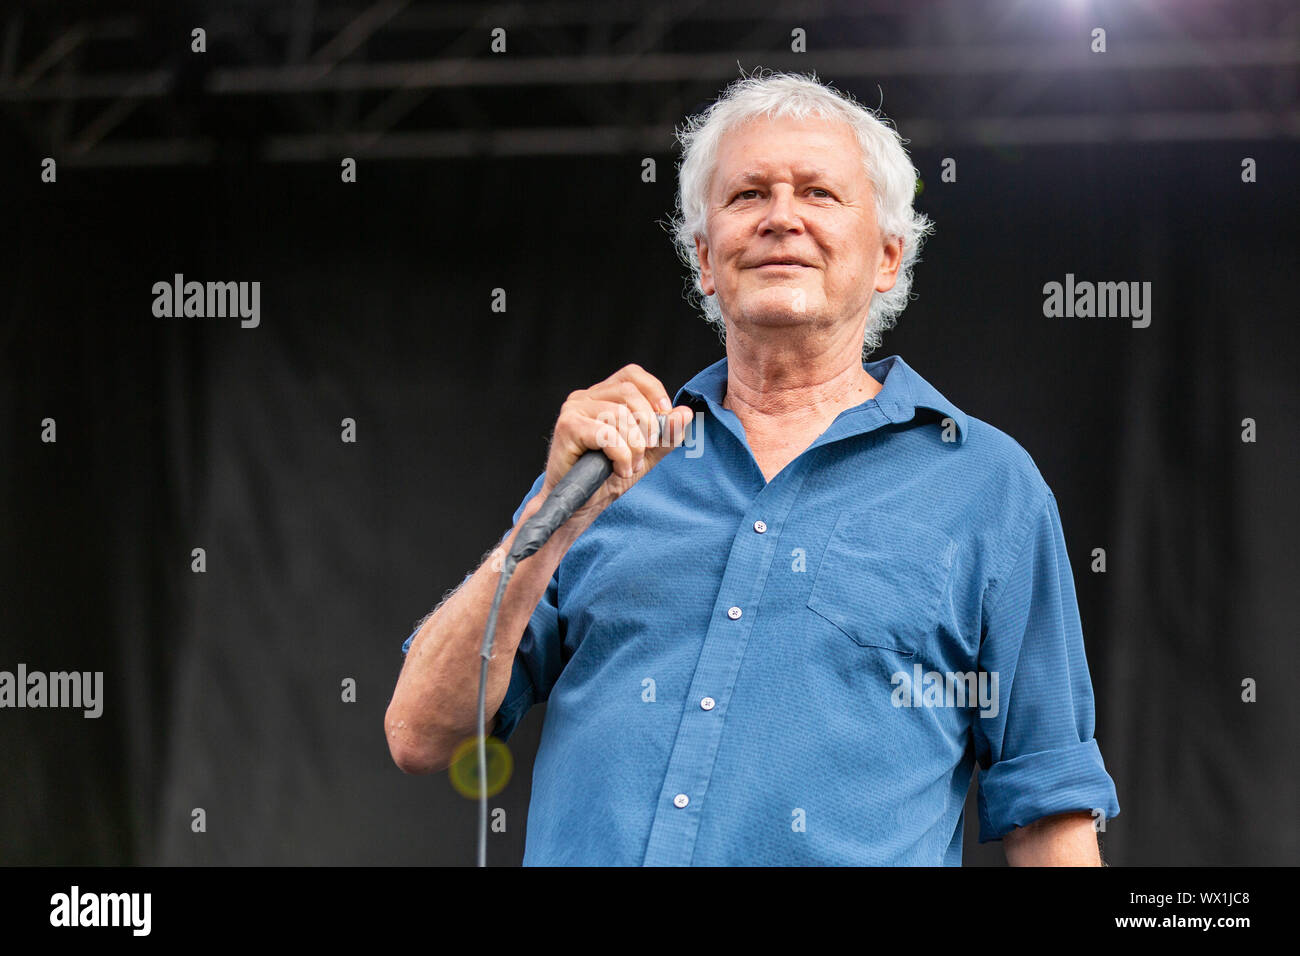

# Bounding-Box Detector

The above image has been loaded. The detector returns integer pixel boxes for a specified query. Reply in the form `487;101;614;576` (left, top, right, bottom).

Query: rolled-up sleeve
973;490;1120;841
399;470;564;744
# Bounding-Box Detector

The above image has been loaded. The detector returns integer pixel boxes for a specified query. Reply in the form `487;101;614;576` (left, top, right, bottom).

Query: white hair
667;68;934;358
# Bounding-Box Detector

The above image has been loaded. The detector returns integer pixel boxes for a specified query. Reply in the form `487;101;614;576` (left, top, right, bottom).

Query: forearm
1003;810;1103;866
384;491;591;773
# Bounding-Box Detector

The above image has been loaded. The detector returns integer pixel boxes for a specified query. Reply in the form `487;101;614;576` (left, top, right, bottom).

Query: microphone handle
509;413;668;562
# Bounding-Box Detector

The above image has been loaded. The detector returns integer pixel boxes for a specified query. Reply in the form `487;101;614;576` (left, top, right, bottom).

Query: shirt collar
673;353;968;445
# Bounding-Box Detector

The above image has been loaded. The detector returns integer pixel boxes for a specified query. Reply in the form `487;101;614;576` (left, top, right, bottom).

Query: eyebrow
721;167;840;192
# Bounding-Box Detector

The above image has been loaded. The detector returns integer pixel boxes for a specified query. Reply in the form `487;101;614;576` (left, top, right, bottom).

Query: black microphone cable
474;413;669;866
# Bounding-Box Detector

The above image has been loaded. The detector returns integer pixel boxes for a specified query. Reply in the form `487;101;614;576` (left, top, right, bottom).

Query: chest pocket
806;508;957;656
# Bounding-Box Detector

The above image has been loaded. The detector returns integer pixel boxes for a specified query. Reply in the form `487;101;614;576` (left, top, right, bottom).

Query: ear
875;234;904;293
694;234;716;296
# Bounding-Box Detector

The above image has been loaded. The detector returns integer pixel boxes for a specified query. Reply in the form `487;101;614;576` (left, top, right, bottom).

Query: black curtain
2;138;1295;865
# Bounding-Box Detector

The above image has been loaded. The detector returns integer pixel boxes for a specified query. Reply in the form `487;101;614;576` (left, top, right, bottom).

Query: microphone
508;412;670;561
475;410;670;866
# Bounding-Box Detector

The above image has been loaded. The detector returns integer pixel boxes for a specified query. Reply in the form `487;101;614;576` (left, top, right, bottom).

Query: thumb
645;406;695;465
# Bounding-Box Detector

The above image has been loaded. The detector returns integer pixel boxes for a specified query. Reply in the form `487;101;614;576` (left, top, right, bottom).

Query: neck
721;326;881;424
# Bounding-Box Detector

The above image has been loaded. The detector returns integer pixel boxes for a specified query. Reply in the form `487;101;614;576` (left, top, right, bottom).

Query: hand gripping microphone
474;412;670;866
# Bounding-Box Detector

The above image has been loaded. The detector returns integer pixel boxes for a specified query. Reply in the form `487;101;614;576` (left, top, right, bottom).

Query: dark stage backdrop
2;138;1296;866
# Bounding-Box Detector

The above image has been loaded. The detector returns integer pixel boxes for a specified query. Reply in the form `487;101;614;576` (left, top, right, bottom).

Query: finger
559;403;637;478
582;398;649;468
582;385;659;461
645;406;695;463
613;379;662;452
597;364;673;424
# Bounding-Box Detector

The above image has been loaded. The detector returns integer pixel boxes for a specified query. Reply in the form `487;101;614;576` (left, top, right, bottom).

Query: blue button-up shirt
402;353;1120;865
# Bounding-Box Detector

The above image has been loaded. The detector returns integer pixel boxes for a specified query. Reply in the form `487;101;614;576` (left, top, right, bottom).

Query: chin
729;291;821;325
733;306;819;328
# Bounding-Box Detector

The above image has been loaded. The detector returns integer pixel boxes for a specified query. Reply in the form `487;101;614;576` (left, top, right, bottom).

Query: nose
759;184;803;236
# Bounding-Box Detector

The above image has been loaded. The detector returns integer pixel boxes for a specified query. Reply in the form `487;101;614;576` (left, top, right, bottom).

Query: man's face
694;114;903;340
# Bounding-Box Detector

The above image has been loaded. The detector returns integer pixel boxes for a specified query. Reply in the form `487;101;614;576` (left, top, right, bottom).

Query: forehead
712;115;864;188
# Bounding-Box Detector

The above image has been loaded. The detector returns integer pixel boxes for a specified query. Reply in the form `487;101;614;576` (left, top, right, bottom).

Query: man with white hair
386;70;1120;866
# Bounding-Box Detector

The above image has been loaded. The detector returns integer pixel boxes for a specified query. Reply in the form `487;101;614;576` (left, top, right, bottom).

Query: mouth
753;260;812;270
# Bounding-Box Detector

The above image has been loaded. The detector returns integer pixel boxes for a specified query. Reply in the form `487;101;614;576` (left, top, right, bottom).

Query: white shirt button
753;520;767;533
727;606;742;620
673;793;690;808
700;697;716;711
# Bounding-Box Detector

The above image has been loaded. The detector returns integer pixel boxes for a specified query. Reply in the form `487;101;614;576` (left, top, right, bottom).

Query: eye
733;189;760;202
809;187;833;198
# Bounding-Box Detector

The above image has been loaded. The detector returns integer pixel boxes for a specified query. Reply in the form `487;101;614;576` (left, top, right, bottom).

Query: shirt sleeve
972;490;1121;842
399;470;562;744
